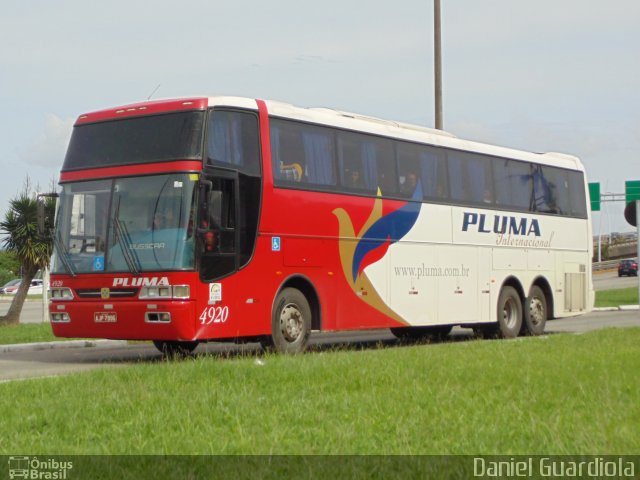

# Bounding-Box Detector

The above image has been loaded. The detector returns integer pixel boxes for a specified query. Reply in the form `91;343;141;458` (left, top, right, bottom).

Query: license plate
94;312;117;323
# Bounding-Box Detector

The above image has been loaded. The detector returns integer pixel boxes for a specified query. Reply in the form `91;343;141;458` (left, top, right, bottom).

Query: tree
0;250;21;286
0;181;55;326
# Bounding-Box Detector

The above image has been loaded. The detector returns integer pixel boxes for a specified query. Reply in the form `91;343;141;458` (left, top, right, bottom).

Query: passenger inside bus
483;188;493;204
153;206;178;230
346;168;365;189
401;171;418;195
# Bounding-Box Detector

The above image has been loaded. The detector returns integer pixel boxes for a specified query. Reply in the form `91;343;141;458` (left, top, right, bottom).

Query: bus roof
75;97;209;125
252;97;584;173
74;95;585;173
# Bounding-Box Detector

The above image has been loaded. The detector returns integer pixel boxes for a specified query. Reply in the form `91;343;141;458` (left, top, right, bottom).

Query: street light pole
434;0;443;130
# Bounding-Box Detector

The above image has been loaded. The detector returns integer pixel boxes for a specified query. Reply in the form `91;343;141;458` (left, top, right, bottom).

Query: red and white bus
49;96;593;354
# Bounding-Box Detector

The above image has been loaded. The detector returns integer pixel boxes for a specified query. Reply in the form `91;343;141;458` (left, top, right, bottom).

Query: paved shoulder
0;339;127;353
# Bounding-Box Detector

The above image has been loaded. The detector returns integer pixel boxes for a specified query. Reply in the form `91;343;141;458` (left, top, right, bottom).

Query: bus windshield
52;173;197;274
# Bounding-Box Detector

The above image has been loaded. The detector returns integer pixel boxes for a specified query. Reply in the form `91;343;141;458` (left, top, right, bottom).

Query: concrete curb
593;305;639;312
0;339;128;353
619;305;640;311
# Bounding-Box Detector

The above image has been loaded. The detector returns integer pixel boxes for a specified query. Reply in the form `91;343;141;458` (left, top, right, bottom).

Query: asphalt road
593;269;639;291
0;310;638;383
0;298;48;323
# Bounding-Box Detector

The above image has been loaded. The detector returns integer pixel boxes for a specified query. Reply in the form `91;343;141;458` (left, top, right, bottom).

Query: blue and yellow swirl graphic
333;183;422;322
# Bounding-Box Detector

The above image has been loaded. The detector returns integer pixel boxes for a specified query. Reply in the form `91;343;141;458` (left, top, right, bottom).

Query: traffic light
624;201;636;227
624;181;640;227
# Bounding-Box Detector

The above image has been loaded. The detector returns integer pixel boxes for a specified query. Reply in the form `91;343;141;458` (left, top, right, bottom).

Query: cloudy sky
1;0;638;233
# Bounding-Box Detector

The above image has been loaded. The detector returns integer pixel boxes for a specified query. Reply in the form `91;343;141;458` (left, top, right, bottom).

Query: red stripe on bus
59;160;203;182
256;99;273;186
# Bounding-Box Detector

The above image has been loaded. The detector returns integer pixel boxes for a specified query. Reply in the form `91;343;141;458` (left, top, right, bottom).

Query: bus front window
52;174;197;274
52;180;111;274
108;175;197;272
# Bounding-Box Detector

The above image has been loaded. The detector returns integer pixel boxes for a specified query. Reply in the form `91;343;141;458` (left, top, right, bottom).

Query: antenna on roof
147;84;161;101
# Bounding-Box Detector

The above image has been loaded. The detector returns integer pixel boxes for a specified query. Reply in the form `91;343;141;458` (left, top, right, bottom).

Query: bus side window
271;122;307;183
375;141;397;195
207;190;222;229
271;119;336;188
207;110;260;176
567;171;587;217
198;177;237;281
447;152;467;202
532;166;561;214
493;159;532;211
544;167;572;215
338;134;369;192
396;143;421;197
419;149;448;200
448;151;492;205
338;132;394;195
397;141;451;200
199;178;235;250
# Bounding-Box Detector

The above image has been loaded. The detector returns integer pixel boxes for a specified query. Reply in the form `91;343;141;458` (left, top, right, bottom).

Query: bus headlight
172;285;190;299
50;288;73;300
139;286;172;299
50;312;71;322
140;285;190;299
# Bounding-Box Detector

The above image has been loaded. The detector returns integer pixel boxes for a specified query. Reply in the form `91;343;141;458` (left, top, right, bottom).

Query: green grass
1;328;639;456
595;287;638;307
0;322;58;344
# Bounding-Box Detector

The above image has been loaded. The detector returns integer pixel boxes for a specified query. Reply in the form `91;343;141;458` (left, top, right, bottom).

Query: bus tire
270;288;311;354
391;325;452;342
496;286;522;339
153;340;199;357
523;285;547;336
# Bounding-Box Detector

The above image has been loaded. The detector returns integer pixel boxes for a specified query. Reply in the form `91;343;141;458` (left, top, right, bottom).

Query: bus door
198;169;239;282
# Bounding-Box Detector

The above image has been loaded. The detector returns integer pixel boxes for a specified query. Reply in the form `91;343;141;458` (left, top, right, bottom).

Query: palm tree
0;182;55;326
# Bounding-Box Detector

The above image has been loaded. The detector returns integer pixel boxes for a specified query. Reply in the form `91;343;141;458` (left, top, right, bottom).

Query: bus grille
75;288;139;299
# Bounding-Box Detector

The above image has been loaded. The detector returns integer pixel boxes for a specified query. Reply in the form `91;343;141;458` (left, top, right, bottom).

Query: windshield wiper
53;232;76;277
113;218;141;275
112;198;141;275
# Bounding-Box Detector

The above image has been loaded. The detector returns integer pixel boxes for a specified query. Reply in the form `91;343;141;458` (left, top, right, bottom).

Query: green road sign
588;182;600;211
626;180;640;203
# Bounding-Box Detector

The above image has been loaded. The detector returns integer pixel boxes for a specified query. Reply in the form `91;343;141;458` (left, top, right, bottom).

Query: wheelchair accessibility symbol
271;237;281;252
93;256;105;271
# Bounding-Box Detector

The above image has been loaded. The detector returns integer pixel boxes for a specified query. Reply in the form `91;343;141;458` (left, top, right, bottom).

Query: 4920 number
199;306;229;325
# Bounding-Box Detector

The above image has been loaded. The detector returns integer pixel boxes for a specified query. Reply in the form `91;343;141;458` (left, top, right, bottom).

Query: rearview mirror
36;192;59;236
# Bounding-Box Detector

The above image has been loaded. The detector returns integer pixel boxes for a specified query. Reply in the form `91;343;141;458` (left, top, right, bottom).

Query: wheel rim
279;303;303;342
529;297;545;327
502;297;518;329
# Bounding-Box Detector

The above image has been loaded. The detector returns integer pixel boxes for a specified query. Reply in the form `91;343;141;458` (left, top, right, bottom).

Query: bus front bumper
48;300;197;341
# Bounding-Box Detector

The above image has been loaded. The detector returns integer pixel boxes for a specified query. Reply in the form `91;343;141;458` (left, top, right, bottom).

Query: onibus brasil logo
8;457;73;479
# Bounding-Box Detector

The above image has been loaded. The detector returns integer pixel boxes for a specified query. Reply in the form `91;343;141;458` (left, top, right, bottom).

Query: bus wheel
523;286;547;336
391;325;452;342
496;286;522;339
270;288;311;354
153;340;199;357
